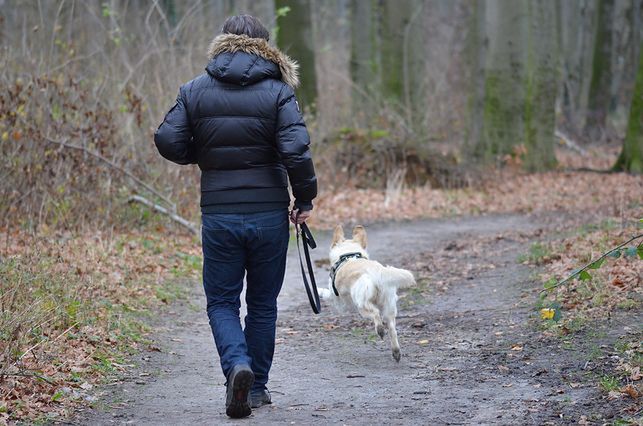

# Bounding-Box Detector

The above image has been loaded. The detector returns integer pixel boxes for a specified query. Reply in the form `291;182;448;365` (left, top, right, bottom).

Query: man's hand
290;209;311;225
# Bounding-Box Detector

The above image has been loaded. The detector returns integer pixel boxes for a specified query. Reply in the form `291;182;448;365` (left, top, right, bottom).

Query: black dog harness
329;252;366;296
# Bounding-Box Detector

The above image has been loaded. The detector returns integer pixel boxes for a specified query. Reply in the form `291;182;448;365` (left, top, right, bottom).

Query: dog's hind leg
382;302;401;362
385;316;401;362
351;278;385;339
357;303;384;339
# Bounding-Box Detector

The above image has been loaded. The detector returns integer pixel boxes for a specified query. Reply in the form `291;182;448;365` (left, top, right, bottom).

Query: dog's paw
376;325;385;339
392;348;401;362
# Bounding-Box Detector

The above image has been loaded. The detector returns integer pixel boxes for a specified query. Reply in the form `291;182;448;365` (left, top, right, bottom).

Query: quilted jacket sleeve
154;87;196;165
275;84;318;211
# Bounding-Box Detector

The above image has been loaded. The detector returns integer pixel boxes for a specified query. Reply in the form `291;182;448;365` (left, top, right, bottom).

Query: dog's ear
331;225;345;247
352;226;367;249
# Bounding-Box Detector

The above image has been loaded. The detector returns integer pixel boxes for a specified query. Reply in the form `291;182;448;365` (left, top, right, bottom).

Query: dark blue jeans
201;209;289;392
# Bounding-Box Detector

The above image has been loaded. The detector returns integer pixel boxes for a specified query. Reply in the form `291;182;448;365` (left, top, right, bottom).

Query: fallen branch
16;322;78;364
1;371;57;385
555;129;588;156
44;136;177;212
128;194;199;236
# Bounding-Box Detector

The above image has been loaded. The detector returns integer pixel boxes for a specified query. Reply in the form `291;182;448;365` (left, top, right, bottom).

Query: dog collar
329;252;365;296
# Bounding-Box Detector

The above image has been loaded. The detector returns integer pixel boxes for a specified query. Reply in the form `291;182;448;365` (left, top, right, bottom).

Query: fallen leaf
322;323;338;330
607;391;622;400
621;384;640;399
540;308;555;320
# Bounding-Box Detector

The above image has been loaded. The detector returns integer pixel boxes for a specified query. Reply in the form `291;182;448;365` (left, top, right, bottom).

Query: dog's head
329;225;369;264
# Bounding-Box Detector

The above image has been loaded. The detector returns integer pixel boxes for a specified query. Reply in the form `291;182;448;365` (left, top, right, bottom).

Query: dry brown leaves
538;223;642;320
310;169;641;230
0;227;200;421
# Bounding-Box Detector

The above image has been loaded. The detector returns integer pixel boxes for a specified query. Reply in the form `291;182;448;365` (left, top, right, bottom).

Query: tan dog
319;225;416;361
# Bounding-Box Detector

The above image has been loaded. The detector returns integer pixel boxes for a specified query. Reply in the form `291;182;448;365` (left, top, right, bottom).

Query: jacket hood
206;33;299;88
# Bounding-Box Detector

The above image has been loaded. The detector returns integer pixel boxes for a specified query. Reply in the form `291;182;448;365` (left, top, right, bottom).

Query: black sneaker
225;364;255;418
248;389;272;409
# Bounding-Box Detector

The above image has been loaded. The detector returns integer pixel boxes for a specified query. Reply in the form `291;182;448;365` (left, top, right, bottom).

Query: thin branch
44;136;176;212
128;194;199;236
15;322;78;365
0;372;57;385
555;129;587;155
541;233;643;294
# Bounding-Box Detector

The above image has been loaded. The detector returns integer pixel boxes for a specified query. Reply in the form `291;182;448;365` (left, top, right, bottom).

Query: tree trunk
614;40;643;173
610;0;642;132
585;0;615;141
161;0;178;28
350;0;382;94
311;0;352;133
350;0;383;125
466;0;488;154
276;0;317;108
523;0;558;171
477;0;527;162
424;0;470;141
558;0;598;138
471;0;557;170
380;0;413;101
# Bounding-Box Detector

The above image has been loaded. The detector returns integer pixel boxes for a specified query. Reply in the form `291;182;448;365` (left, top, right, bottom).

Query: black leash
295;222;321;314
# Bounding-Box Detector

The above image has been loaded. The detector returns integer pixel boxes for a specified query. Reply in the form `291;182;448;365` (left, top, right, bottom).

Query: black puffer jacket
154;34;317;213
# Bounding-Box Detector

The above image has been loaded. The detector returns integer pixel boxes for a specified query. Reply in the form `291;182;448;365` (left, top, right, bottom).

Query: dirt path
79;214;638;425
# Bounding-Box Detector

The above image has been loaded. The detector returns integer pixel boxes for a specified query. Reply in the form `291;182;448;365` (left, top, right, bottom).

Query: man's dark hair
222;15;270;41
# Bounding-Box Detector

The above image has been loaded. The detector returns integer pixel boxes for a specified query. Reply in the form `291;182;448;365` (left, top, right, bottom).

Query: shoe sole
226;369;254;418
250;400;272;409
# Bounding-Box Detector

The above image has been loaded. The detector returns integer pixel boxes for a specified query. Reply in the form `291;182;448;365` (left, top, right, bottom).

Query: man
154;15;317;418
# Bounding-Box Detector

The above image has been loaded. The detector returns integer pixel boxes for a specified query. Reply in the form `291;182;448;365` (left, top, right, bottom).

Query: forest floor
2;148;641;424
77;212;641;425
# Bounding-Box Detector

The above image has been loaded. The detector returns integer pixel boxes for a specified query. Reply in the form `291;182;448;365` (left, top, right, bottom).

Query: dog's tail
381;266;416;289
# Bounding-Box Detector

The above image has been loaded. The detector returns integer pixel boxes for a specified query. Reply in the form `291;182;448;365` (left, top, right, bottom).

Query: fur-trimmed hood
206;33;299;88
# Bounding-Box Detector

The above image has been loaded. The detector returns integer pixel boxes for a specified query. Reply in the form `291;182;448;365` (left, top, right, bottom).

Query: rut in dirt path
80;214;621;425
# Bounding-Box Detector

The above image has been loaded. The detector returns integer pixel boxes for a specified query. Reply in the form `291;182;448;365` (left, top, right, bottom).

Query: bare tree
614;38;643;172
310;0;352;133
585;0;615;141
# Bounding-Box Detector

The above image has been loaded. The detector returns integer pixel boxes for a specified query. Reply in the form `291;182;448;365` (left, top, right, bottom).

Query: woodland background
0;0;642;230
0;0;641;422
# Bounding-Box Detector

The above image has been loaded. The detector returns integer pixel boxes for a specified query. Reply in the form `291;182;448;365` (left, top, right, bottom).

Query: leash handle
295;222;321;314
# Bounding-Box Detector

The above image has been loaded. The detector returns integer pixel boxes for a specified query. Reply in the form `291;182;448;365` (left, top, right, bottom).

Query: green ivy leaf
543;278;558;290
637;245;643;260
608;249;622;259
623;247;638;257
588;258;605;269
579;270;592;281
